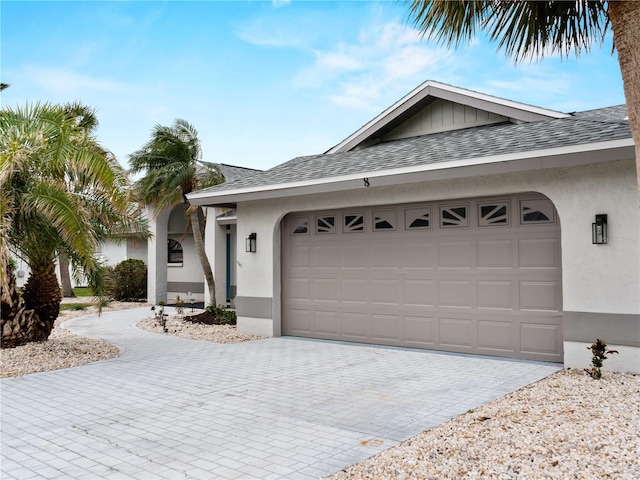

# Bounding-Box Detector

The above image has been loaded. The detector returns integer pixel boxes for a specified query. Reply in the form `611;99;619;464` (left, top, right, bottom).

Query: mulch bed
183;311;235;325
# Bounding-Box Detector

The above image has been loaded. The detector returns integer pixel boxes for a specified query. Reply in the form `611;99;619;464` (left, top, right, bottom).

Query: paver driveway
1;307;561;480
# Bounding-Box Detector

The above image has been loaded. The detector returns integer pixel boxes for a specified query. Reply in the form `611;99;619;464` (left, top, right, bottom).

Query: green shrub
111;259;147;301
205;305;237;324
59;303;91;311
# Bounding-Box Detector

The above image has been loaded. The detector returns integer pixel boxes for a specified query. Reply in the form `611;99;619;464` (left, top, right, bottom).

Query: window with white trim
440;205;468;228
478;202;510;226
373;210;396;231
520;198;555;224
316;216;335;234
168;239;183;264
405;207;431;229
343;214;364;232
291;218;309;235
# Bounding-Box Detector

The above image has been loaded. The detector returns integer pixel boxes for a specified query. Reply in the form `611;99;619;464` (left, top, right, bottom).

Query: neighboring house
188;80;639;374
13;235;147;290
147;163;261;306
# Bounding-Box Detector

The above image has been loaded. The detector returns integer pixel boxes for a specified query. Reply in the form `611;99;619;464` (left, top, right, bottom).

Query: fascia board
188;138;634;206
327;80;568;154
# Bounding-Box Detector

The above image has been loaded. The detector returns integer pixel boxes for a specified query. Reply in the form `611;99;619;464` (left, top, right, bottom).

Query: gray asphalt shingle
199;105;630;195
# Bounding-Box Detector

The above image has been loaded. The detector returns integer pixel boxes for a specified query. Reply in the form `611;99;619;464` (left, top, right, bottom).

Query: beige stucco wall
234;159;639;371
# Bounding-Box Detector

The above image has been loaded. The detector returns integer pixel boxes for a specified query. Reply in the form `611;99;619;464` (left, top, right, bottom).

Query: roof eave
326;80;569;154
188;138;635;207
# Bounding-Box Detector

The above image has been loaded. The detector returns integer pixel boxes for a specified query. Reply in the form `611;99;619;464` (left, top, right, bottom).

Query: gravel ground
326;368;640;480
2;302;638;479
136;313;265;344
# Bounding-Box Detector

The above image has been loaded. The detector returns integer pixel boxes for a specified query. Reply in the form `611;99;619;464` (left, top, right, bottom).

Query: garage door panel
341;278;369;303
440;317;474;348
372;314;402;342
477;280;513;310
342;312;370;339
286;308;312;334
478;319;516;352
371;243;400;269
405;316;436;345
402;242;436;269
439;280;473;308
314;278;338;302
438;240;473;269
402;279;436;306
519;281;560;311
314;245;339;269
315;310;340;335
289;246;311;268
371;279;399;305
521;322;561;355
341;245;368;269
518;238;558;268
283;194;562;362
477;239;513;268
288;278;311;301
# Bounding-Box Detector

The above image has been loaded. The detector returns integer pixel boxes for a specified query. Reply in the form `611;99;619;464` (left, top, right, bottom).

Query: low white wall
564;341;640;375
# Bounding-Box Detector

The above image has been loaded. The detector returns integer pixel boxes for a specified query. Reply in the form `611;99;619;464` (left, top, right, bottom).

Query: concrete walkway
1;308;561;480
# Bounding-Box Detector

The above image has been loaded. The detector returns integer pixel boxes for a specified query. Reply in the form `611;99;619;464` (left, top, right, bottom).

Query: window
440;205;468;228
316;216;335;234
343;214;364;232
373;210;396;231
168;239;183;264
478;202;509;226
292;218;309;235
520;198;555;224
405;207;431;230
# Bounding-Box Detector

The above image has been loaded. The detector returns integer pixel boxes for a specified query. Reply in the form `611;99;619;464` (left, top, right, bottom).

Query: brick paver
1;307;561;479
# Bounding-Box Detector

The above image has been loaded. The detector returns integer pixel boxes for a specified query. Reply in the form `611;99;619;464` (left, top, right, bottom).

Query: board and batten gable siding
380;98;509;142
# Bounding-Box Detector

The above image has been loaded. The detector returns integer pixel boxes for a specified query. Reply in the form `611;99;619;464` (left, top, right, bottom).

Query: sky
1;0;626;172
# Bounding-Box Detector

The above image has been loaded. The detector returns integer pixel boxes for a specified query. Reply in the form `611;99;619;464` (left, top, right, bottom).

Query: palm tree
407;0;640;201
0;102;147;347
129;119;225;307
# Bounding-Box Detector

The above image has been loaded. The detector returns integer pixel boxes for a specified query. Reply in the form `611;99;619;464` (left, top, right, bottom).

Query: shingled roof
193;105;630;198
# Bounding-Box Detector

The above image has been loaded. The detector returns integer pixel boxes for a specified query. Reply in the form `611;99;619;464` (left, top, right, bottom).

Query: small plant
585;338;618;379
175;295;185;314
205;305;237;325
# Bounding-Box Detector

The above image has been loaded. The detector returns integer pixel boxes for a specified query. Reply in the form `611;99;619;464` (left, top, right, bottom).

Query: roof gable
327;80;569;154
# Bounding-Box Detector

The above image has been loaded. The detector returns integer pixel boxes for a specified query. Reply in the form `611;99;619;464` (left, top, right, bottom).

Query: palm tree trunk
190;205;216;306
59;252;76;297
608;1;640;206
22;261;62;342
1;260;42;348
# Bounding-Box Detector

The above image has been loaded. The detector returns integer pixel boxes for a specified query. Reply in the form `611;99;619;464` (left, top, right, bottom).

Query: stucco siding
234;159;639;364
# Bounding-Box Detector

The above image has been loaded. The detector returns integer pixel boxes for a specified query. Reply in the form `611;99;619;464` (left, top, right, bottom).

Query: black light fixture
592;214;608;245
246;232;257;253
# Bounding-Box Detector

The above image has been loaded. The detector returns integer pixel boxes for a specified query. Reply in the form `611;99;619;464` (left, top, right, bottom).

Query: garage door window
344;214;364;232
405;207;431;229
373;210;396;231
479;202;510;227
520;198;555;224
291;219;308;235
440;205;468;228
316;216;335;234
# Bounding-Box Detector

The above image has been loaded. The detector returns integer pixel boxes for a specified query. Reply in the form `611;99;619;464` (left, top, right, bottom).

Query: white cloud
272;0;290;7
9;65;136;98
291;19;451;112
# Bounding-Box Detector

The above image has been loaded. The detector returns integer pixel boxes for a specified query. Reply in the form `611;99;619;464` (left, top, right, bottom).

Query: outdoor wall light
246;233;257;253
592;214;608;245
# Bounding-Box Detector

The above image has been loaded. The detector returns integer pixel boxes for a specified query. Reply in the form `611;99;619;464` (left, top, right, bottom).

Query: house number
363;177;370;188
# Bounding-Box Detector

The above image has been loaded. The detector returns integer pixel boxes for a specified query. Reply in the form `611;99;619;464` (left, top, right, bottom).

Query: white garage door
282;194;562;362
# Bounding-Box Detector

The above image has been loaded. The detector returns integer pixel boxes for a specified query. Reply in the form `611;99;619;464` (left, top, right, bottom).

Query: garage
283;193;562;362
